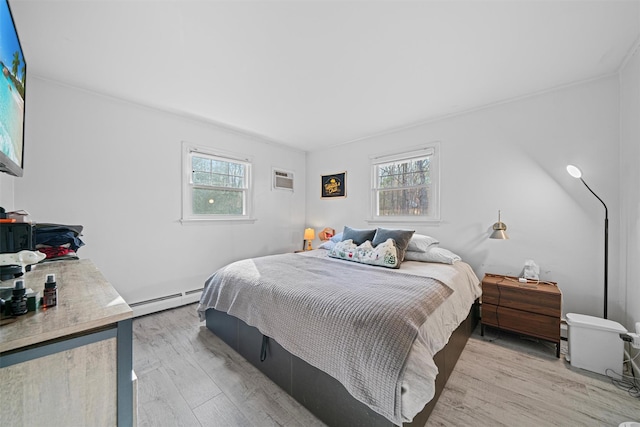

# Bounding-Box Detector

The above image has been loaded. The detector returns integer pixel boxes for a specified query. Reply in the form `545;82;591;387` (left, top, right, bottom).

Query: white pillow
404;247;461;264
406;234;440;253
318;240;336;250
318;231;344;250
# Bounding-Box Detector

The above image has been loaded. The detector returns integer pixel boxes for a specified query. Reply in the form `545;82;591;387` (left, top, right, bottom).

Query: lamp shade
489;210;509;239
490;227;508;239
304;228;315;240
566;164;582;178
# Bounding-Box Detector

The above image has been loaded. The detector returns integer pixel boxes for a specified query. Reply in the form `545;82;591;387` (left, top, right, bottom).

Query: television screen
0;0;25;177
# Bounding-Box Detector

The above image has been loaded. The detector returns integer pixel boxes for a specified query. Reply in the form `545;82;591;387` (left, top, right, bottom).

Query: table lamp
304;228;315;251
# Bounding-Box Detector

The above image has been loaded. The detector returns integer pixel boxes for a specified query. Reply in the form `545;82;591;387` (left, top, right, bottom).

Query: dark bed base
205;301;479;427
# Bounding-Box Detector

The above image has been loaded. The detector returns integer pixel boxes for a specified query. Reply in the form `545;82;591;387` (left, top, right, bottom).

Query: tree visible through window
191;155;247;215
182;143;252;220
371;146;439;221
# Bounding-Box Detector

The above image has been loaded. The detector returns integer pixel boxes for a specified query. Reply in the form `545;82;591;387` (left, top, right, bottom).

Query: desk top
0;259;132;353
482;273;561;295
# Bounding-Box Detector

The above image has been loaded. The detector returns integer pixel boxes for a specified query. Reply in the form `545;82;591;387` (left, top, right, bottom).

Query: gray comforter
197;253;453;424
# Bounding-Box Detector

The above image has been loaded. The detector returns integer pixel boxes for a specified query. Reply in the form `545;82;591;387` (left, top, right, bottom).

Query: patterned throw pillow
328;238;399;268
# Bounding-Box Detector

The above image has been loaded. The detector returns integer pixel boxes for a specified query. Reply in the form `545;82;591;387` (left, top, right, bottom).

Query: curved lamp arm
566;164;608;319
578;177;608;220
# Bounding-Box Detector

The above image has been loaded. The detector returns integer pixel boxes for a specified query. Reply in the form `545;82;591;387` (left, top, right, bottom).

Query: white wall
12;77;306;305
3;73;632;325
0;173;14;210
620;43;640;334
306;76;621;320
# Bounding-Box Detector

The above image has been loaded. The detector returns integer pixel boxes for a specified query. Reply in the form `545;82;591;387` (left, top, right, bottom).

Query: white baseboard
561;322;567;339
129;289;202;317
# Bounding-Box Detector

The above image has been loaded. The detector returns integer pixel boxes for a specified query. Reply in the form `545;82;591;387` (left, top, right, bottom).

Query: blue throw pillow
342;226;377;245
372;228;415;262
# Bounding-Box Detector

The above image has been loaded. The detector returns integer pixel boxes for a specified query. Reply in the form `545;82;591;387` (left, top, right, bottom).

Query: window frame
368;143;440;224
181;142;254;223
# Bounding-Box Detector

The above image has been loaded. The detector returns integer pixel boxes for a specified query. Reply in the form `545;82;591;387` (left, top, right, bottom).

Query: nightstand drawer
481;274;562;357
482;304;560;341
482;282;560;317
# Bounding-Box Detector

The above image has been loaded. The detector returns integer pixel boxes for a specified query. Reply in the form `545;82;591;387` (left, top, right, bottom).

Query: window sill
366;217;441;225
180;217;257;225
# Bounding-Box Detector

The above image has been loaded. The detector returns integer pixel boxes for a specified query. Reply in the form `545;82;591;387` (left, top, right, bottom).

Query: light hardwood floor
133;304;640;426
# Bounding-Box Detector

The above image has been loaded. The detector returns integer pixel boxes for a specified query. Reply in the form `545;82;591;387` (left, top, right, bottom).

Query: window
182;143;253;222
370;145;440;222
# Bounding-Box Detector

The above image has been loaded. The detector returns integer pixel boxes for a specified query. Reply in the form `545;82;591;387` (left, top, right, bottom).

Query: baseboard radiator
129;288;203;317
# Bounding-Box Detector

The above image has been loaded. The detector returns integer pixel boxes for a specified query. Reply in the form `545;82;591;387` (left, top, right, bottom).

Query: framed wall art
321;171;346;198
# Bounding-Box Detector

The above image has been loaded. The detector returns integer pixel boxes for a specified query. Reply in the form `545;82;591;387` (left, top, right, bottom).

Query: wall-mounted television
0;0;25;177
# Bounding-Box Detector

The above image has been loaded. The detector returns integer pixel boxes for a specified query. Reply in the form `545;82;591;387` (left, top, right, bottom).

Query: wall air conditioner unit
273;169;294;191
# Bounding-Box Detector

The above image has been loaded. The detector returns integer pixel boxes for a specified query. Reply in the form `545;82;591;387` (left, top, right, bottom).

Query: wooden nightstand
481;273;562;357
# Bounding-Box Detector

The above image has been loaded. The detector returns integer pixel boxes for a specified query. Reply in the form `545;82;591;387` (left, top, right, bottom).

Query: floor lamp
566;165;608;319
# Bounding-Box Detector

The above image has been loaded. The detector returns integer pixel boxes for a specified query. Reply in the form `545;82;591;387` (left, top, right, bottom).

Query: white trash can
566;313;627;375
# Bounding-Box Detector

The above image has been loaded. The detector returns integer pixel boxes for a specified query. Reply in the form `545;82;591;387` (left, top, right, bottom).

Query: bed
197;246;481;426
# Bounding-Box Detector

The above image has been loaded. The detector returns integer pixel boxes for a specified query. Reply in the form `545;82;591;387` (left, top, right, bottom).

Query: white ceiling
9;0;640;151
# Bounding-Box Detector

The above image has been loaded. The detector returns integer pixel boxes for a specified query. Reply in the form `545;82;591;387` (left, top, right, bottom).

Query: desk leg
117;318;133;427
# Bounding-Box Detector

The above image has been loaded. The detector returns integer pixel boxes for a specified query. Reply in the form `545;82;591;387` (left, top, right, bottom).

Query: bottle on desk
42;274;57;308
10;279;28;316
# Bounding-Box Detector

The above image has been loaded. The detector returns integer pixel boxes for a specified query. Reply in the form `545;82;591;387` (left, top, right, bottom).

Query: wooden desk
481;273;562;357
0;259;134;426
